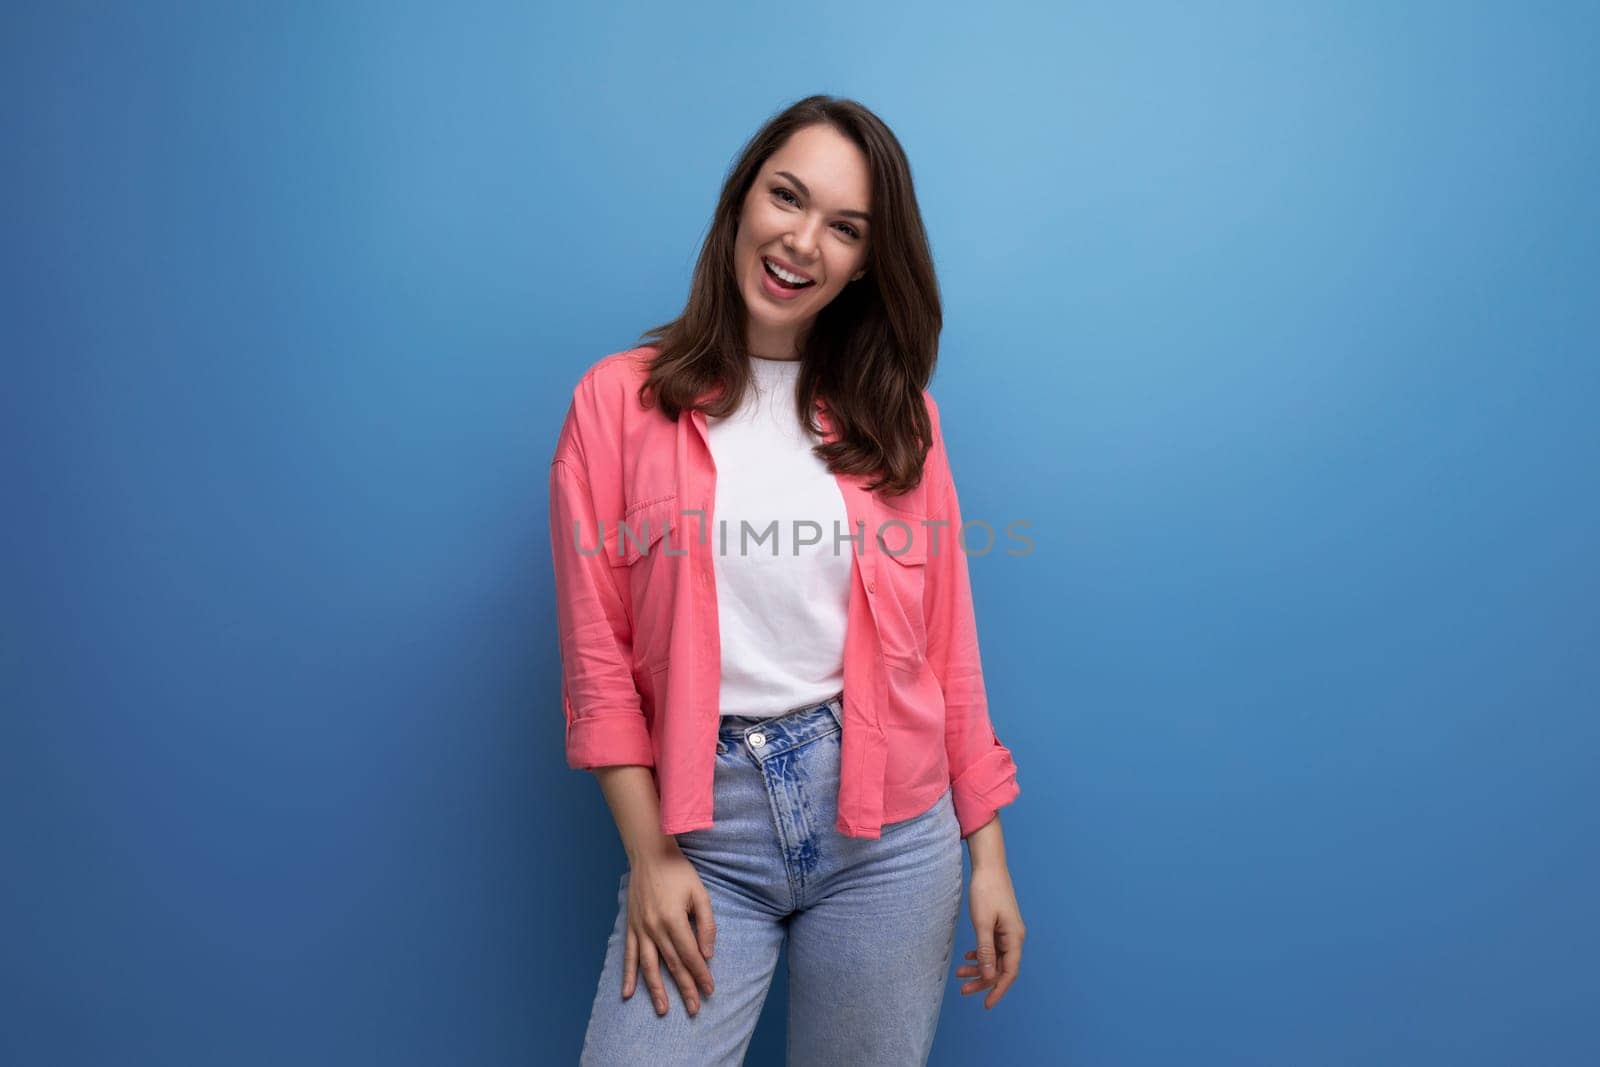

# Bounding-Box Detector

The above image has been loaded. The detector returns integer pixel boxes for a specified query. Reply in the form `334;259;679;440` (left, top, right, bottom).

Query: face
734;123;873;361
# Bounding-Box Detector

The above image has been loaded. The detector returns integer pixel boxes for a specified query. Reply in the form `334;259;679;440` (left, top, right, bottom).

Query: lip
758;255;817;301
763;254;816;284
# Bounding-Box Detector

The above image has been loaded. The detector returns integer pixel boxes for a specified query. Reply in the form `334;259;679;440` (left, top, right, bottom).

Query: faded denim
580;691;964;1065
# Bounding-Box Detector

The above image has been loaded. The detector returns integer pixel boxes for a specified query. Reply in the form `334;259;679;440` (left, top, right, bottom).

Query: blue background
4;1;1596;1063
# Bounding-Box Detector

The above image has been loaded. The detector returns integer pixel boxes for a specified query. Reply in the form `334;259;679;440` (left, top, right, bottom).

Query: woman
548;95;1025;1065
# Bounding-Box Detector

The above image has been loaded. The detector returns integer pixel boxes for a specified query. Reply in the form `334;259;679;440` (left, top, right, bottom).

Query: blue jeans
580;692;964;1065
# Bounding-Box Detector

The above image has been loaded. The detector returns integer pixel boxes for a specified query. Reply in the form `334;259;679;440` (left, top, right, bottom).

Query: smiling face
734;123;873;361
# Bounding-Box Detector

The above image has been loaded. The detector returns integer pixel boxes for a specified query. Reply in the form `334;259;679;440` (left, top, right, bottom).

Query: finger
638;937;669;1016
665;918;712;1008
650;926;700;1015
985;939;1022;1010
678;908;716;996
997;927;1024;985
956;949;993;991
990;965;1018;1007
691;883;717;963
959;968;995;992
622;928;638;999
973;927;999;984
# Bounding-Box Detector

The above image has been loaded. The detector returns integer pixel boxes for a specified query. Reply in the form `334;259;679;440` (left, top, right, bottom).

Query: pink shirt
547;347;1021;840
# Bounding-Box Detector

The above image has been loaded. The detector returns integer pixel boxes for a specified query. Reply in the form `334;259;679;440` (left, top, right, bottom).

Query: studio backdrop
4;2;1596;1064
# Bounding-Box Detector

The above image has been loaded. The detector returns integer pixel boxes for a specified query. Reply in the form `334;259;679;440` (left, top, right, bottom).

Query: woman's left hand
956;862;1025;1009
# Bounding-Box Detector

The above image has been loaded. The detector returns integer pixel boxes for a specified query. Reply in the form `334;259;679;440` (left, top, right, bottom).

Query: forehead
762;125;871;203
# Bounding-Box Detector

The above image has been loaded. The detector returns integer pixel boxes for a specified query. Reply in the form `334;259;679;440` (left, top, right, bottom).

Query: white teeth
764;257;813;285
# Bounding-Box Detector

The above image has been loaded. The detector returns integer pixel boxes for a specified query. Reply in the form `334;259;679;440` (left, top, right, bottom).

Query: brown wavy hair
634;95;942;496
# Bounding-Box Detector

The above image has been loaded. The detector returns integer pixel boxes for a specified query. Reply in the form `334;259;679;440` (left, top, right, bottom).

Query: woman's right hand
622;842;717;1017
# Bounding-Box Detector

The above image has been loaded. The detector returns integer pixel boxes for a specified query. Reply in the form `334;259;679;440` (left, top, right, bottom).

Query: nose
785;220;823;262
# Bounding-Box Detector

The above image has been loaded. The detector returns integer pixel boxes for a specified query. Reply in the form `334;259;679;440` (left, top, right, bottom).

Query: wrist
963;813;1008;870
626;834;679;866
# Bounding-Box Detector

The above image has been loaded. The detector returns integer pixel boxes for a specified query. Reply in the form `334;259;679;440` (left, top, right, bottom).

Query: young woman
548;95;1025;1065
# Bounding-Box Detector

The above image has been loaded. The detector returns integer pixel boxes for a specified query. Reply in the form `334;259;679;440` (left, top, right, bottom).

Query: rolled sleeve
563;707;655;769
549;441;654;771
921;392;1020;838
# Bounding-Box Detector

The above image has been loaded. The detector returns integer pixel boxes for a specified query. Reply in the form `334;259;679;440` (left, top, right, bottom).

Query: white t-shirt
706;355;852;718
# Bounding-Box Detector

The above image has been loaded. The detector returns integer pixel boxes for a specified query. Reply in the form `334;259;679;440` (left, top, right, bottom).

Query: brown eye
774;185;859;238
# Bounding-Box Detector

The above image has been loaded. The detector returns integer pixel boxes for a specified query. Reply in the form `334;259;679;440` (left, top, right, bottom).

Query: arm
550;417;683;858
593;765;679;862
921;392;1021;847
549;453;655;770
549;374;716;1017
964;812;1009;869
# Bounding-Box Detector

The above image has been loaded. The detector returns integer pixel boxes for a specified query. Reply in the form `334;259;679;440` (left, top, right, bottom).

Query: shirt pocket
873;514;930;672
606;493;681;674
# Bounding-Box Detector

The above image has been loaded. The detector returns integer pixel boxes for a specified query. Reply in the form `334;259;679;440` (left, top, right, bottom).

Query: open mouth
763;256;815;290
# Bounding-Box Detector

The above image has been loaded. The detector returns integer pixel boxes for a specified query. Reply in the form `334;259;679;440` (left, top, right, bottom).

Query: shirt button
749;732;766;748
867;581;876;593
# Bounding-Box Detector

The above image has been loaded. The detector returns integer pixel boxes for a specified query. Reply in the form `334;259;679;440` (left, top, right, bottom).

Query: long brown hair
635;95;942;496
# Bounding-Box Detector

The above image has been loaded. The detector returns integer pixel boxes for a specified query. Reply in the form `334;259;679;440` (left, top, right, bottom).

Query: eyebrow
774;170;872;223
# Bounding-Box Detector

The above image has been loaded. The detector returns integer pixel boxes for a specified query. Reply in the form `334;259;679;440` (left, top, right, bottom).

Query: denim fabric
580;692;964;1066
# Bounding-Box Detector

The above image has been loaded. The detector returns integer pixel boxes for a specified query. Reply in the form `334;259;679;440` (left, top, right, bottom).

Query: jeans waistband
718;691;844;754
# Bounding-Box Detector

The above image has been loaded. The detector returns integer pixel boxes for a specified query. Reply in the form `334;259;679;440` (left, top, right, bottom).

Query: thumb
692;884;717;959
